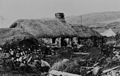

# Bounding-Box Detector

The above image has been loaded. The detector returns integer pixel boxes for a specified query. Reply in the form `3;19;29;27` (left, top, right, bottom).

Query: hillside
66;11;120;33
66;11;120;26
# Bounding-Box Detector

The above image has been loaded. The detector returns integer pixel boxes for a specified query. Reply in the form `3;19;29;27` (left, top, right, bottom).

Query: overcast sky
0;0;120;27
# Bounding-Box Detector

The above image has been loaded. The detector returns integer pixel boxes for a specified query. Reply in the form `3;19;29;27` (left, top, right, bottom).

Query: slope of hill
66;11;120;27
66;11;120;33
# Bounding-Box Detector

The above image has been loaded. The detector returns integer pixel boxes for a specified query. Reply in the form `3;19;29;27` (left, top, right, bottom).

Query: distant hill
66;11;120;33
66;11;120;26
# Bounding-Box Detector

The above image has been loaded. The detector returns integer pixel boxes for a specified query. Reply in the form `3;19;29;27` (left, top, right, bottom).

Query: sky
0;0;120;27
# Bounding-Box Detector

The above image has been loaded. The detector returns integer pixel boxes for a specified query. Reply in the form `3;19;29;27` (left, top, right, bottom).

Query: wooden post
49;70;81;76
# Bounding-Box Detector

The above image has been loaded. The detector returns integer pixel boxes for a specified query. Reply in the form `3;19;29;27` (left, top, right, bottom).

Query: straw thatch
0;28;37;46
10;19;54;38
10;19;101;38
10;19;77;38
71;25;101;37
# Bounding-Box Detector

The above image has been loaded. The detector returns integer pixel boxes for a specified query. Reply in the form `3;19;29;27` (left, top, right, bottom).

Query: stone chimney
55;13;66;23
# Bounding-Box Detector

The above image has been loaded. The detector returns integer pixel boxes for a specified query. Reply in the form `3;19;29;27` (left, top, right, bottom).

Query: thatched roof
0;28;37;46
10;19;77;38
10;18;101;38
71;25;101;37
